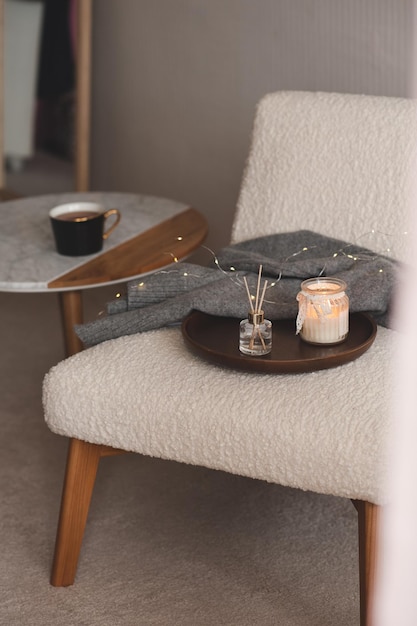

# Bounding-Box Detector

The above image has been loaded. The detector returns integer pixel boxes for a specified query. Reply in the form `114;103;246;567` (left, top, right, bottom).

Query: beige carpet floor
0;286;360;625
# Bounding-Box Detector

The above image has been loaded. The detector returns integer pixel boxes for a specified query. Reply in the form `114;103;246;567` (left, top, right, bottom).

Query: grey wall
90;0;414;254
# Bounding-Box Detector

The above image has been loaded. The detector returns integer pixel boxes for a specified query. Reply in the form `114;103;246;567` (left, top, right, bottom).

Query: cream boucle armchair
42;91;417;625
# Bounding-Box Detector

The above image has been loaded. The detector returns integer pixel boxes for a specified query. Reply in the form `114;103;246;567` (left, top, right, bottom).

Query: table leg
59;290;84;357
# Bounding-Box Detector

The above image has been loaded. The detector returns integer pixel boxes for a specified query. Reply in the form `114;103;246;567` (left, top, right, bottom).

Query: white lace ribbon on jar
296;289;347;335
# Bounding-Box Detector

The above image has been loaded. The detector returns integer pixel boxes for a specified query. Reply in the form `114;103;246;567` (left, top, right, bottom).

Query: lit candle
296;277;349;345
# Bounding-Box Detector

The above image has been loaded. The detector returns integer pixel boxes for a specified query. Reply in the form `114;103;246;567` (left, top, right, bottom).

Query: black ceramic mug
49;202;121;256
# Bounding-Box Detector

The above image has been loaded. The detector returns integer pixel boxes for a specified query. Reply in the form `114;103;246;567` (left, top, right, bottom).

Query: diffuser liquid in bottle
239;311;272;356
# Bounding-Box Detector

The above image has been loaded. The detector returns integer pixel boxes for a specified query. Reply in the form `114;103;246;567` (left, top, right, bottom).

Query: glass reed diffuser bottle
239;265;272;356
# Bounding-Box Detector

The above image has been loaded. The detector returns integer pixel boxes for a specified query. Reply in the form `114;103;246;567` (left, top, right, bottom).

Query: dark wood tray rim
181;311;377;374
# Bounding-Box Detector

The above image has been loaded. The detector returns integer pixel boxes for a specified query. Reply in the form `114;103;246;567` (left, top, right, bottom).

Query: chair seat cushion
43;325;394;505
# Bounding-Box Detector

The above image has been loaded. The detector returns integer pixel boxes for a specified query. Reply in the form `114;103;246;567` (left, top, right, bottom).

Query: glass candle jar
239;311;272;356
296;277;349;345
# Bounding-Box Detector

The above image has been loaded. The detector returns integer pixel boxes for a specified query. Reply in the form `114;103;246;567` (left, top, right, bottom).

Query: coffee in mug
49;202;121;256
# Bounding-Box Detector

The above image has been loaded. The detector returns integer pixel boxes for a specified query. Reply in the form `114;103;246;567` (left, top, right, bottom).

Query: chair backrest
232;91;417;263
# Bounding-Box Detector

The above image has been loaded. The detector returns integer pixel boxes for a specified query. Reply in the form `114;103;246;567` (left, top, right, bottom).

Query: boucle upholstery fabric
44;324;394;504
232;91;416;261
43;91;417;505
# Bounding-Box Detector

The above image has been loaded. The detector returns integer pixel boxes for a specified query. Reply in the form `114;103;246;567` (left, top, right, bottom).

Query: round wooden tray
181;311;377;373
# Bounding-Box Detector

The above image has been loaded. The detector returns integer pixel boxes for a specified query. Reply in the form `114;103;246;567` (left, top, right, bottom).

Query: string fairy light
96;227;405;318
164;252;179;263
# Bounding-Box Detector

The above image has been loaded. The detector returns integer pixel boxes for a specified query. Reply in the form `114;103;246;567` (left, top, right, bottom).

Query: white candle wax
300;303;349;344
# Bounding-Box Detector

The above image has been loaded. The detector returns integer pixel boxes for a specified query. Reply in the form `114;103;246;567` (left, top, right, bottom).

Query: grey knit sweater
76;230;398;347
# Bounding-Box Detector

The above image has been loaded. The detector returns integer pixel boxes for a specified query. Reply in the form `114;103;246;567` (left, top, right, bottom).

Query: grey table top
0;192;188;292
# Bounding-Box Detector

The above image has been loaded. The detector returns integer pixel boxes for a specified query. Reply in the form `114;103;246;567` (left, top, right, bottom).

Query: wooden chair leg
353;500;381;626
50;438;102;586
